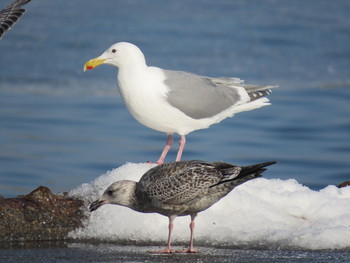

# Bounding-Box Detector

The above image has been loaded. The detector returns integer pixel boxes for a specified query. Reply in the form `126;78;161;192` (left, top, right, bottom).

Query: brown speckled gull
90;160;276;253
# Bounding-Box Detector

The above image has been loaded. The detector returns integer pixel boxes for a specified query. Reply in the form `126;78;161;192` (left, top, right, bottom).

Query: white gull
90;160;276;253
84;42;277;164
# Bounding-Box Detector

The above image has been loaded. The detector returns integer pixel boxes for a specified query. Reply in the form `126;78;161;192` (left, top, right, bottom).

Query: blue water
1;0;350;197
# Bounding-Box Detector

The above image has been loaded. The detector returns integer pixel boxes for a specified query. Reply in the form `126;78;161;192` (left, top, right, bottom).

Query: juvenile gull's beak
84;57;106;72
89;199;107;212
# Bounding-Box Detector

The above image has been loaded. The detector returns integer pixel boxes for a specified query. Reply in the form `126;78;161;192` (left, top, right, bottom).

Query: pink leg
175;135;186;162
157;135;173;165
188;219;196;252
176;214;198;253
151;216;175;253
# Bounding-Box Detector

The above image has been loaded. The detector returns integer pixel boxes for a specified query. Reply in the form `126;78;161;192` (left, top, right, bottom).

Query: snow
69;162;350;250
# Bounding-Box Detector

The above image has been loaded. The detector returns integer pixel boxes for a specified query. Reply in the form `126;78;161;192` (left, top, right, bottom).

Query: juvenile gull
90;160;276;253
84;42;277;164
0;0;31;39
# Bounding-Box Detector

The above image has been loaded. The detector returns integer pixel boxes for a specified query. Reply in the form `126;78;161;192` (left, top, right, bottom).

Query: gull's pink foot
175;248;198;253
150;248;175;254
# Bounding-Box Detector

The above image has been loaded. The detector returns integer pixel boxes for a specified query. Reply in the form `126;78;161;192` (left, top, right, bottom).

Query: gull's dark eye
107;189;113;196
112;49;117;53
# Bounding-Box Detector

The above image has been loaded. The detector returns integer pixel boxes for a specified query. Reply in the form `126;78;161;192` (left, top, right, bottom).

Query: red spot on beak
86;66;94;70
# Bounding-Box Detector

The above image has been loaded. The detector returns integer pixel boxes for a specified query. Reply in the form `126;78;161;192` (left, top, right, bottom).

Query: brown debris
338;181;350;188
0;186;86;242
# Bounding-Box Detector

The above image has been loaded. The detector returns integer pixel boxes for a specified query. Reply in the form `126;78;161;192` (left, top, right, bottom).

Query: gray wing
163;70;245;119
138;161;223;205
0;0;31;39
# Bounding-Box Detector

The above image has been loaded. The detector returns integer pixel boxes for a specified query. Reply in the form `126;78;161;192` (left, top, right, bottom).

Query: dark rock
338;181;350;188
0;186;86;242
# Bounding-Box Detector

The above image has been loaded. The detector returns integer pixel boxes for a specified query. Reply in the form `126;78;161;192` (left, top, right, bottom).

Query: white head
89;180;137;212
84;42;146;71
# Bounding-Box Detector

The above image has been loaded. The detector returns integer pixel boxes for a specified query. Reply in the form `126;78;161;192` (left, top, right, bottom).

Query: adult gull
90;160;276;253
0;0;31;39
84;42;277;164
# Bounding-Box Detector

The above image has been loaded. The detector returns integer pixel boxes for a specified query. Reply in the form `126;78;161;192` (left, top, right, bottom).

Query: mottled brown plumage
90;160;276;253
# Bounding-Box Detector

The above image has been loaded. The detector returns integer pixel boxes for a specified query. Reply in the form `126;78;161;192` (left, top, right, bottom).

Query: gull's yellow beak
84;57;106;72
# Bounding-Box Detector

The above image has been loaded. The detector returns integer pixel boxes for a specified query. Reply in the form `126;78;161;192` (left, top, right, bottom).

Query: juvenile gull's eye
112;49;117;53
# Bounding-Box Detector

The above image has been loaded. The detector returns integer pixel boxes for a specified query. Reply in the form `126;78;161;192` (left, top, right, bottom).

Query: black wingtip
237;161;277;179
260;161;277;167
249;161;277;169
